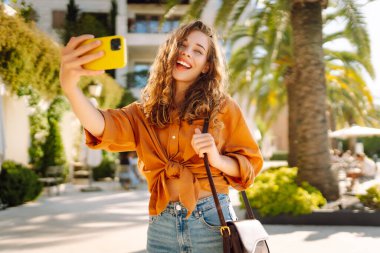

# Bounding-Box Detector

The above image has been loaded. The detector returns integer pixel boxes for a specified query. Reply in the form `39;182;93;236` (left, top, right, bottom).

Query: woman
60;20;263;253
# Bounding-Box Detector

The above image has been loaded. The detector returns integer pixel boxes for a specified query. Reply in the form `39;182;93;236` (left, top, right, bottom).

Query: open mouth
176;60;192;70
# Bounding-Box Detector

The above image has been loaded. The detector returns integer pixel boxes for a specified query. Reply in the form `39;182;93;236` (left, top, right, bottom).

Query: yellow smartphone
81;35;127;71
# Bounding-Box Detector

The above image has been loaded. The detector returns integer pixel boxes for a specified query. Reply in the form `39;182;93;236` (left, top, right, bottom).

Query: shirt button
172;135;176;139
176;204;181;211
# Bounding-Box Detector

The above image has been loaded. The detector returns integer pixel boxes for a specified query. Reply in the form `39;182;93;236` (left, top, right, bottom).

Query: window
149;16;159;33
135;15;157;33
131;15;180;33
135;15;148;33
161;18;180;33
52;10;65;29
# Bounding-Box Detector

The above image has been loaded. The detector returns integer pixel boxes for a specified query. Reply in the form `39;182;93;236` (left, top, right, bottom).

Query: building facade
3;0;287;168
20;0;190;90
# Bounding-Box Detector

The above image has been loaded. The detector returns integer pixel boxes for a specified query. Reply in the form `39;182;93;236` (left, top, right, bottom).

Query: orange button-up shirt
85;96;263;218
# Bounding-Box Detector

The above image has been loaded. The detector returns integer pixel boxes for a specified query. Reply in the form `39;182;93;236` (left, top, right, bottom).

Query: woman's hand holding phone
59;34;106;138
59;34;105;94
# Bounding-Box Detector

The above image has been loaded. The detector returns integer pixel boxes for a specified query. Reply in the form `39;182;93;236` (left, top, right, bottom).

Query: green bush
92;152;117;181
35;96;70;180
358;184;380;210
244;167;327;217
360;137;380;159
78;75;124;109
0;160;43;207
0;6;61;99
40;118;68;179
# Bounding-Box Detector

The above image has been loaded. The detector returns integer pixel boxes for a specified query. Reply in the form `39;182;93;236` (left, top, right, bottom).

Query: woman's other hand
191;128;221;167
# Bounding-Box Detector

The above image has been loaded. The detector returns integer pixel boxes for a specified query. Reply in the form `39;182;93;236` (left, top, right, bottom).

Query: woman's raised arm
59;34;105;137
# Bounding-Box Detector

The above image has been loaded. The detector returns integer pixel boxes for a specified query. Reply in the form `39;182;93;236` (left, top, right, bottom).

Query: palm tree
290;1;374;198
167;0;376;200
290;0;336;198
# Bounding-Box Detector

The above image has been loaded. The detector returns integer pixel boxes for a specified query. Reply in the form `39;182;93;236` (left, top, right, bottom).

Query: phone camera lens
110;38;121;51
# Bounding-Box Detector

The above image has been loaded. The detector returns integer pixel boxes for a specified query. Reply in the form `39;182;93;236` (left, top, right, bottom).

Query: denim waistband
164;193;229;217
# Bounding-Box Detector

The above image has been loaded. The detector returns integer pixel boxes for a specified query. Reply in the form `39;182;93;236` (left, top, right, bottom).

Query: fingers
196;143;214;158
192;129;215;157
62;40;102;60
61;34;105;75
193;130;212;142
193;138;212;148
191;128;201;148
65;51;104;69
65;34;95;51
76;51;105;66
62;40;102;63
72;40;102;58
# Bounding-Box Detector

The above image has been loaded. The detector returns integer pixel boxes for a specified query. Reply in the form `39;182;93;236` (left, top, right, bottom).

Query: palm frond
228;8;267;44
326;60;375;127
228;0;257;30
214;0;239;31
166;0;376;130
339;0;371;59
264;9;289;70
323;31;345;44
324;49;375;78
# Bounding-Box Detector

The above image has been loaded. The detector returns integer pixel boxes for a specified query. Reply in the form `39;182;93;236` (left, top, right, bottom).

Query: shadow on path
0;187;150;251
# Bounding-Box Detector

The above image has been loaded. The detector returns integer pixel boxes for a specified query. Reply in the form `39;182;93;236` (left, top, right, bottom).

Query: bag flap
228;220;269;253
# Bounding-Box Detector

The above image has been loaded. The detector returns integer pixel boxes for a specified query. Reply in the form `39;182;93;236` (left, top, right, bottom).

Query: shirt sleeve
84;103;137;152
221;98;263;190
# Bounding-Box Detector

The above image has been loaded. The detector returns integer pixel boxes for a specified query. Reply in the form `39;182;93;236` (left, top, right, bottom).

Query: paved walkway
0;181;379;253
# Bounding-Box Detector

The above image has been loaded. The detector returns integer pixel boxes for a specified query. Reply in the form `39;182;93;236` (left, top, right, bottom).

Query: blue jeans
147;194;237;253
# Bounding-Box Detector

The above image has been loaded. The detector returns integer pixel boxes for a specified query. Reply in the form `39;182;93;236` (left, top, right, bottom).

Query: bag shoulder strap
202;118;256;221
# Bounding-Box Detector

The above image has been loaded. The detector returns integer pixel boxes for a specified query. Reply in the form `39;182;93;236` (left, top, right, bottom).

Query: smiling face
172;30;210;86
141;20;228;127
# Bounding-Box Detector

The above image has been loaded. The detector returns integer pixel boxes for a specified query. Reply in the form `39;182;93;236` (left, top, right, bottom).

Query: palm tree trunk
290;1;339;201
286;67;298;167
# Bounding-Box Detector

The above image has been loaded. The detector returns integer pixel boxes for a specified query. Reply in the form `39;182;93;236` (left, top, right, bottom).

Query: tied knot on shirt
165;160;185;179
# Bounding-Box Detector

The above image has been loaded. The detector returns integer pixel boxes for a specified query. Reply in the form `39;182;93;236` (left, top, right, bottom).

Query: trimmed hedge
0;160;43;207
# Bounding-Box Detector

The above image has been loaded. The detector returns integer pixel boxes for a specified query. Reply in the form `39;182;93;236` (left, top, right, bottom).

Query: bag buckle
220;226;231;236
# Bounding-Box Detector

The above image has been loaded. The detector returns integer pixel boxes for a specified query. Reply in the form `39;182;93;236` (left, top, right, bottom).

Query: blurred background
0;0;379;252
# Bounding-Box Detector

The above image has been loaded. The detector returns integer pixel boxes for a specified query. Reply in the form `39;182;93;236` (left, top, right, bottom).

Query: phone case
81;35;127;71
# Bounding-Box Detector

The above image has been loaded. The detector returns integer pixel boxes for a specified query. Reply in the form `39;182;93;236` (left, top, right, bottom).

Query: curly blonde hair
141;20;228;128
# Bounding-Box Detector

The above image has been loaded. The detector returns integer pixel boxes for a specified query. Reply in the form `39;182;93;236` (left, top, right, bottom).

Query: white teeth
177;60;191;68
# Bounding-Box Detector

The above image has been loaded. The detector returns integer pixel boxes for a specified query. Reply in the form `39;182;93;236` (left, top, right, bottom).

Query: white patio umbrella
329;125;380;139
